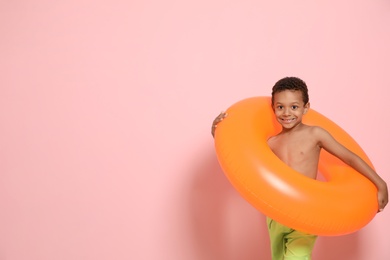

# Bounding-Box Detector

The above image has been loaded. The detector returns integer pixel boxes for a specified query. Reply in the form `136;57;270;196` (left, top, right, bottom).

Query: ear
303;102;310;114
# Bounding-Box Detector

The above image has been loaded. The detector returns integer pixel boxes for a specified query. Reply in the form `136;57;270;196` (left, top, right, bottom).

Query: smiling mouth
281;118;295;123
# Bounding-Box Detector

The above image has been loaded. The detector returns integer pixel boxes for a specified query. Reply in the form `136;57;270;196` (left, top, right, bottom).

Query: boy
211;77;388;260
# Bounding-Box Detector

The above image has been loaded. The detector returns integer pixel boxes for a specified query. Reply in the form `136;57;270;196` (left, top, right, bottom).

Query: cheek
274;111;282;117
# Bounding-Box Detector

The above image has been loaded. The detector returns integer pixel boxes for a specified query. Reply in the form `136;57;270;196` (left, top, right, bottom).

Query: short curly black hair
271;77;309;105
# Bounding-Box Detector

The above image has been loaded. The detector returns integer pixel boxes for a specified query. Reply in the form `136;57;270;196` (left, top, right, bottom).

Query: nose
282;108;290;116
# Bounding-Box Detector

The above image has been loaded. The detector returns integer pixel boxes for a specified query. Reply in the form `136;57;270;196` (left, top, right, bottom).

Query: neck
281;122;305;134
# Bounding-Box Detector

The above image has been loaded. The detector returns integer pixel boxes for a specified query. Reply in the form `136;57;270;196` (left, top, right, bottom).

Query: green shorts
267;217;317;260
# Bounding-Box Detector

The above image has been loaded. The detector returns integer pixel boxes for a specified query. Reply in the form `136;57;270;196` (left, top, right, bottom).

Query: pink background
1;0;389;259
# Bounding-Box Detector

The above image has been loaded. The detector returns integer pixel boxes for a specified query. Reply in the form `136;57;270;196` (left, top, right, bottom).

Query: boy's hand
211;111;227;138
378;183;388;212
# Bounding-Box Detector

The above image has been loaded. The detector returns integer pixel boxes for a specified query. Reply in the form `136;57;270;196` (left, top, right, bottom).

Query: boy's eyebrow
274;101;300;105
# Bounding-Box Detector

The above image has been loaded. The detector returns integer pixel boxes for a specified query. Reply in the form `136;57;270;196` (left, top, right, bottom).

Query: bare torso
267;124;321;179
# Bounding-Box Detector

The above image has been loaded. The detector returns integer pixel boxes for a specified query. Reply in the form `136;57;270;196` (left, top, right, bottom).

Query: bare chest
268;135;320;165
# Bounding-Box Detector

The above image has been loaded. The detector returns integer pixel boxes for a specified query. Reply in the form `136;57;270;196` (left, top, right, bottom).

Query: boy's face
272;90;309;129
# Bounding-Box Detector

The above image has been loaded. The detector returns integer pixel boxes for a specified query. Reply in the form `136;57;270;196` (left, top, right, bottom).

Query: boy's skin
211;89;388;211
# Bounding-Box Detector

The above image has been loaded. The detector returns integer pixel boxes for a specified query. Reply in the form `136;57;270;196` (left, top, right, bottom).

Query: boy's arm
314;126;388;212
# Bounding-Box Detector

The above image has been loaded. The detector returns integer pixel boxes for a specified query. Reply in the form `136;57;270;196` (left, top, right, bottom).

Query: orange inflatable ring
214;96;378;236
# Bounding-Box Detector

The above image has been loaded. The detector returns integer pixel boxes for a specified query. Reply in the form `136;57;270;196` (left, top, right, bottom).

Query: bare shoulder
307;125;339;148
308;125;328;135
267;135;278;146
303;125;333;141
299;124;328;136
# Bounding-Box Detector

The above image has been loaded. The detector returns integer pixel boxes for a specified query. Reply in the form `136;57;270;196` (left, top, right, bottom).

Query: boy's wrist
377;180;387;190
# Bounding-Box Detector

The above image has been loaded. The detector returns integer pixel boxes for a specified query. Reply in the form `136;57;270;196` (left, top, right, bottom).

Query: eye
292;105;298;110
276;105;283;110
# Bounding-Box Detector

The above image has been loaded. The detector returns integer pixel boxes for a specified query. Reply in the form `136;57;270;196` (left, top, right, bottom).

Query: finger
215;113;227;122
378;203;387;212
218;112;226;118
219;112;228;118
